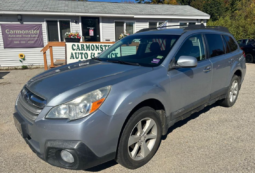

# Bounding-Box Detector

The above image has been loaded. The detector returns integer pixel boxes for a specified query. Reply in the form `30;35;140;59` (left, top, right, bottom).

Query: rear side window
205;34;225;58
223;35;238;52
222;35;231;53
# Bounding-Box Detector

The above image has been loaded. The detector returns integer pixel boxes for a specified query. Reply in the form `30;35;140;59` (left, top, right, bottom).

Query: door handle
203;66;211;72
229;58;234;63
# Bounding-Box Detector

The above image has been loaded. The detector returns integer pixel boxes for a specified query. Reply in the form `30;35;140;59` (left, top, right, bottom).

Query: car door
205;34;230;99
167;34;213;119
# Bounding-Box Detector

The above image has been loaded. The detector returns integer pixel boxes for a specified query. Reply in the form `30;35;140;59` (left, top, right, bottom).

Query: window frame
45;19;72;42
114;20;136;41
204;33;226;59
223;35;239;53
172;33;208;66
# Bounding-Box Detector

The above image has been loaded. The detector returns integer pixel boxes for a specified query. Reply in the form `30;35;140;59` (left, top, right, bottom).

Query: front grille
16;88;45;123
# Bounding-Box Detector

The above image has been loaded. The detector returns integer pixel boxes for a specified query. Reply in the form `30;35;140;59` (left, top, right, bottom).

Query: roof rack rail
137;24;229;33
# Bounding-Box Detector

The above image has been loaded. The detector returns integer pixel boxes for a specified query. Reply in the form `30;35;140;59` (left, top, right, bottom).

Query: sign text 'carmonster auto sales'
66;43;113;64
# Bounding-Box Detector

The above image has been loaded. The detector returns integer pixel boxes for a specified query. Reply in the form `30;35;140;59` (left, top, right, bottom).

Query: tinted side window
175;34;206;62
222;35;231;53
205;34;225;58
223;35;238;52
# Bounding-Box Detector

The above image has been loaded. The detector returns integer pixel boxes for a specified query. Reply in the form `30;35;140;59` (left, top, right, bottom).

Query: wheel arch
115;98;167;158
234;69;242;79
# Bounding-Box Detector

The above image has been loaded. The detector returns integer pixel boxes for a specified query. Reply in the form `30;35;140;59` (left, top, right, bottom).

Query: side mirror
176;56;197;68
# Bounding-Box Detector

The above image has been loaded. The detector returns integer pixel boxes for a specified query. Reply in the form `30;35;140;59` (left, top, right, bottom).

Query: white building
0;0;210;67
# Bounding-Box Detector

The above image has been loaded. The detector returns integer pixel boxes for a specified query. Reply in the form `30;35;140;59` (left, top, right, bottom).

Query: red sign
89;29;94;36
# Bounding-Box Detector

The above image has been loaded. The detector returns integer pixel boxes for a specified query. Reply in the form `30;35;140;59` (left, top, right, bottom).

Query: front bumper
13;110;116;170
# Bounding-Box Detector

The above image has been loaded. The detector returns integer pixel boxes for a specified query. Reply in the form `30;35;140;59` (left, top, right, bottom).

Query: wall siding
101;17;198;42
0;15;79;67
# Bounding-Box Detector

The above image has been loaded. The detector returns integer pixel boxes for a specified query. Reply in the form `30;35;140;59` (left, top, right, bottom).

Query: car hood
26;59;151;103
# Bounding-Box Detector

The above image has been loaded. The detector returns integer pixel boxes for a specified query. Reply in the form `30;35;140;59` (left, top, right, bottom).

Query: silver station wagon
14;25;246;170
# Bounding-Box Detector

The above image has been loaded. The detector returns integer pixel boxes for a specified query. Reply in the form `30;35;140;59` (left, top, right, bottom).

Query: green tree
203;0;225;21
163;0;178;4
190;0;205;11
225;0;240;13
177;0;192;5
208;0;255;40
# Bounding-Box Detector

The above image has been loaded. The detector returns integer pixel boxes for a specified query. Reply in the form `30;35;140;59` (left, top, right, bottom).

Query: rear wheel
219;75;240;107
245;53;254;63
117;107;162;169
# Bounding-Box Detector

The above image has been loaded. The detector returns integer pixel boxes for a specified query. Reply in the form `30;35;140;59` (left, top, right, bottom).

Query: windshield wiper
106;60;140;66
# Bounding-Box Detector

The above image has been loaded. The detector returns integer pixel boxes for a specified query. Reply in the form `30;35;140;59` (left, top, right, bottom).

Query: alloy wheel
128;118;158;161
229;80;239;103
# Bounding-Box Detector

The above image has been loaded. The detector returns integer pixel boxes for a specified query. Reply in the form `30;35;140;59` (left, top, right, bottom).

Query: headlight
46;86;111;120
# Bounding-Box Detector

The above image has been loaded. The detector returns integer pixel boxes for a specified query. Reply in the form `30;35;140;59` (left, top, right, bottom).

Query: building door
115;21;124;41
82;17;100;42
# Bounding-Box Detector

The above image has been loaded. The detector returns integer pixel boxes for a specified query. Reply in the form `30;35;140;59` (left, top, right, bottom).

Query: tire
219;75;240;107
117;107;162;169
245;54;254;63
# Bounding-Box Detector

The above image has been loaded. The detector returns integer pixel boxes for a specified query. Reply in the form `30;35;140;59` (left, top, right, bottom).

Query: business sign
1;24;44;48
66;43;114;64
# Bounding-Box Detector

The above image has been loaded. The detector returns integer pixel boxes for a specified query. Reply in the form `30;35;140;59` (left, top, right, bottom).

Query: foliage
22;65;28;69
119;33;130;40
65;32;81;39
208;0;255;40
134;0;254;40
163;0;178;4
177;0;192;5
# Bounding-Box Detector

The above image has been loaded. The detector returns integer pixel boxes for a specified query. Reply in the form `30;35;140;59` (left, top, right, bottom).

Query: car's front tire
117;107;162;169
219;75;240;107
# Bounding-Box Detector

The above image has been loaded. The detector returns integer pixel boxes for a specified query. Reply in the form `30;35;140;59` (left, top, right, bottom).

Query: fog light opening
60;150;75;163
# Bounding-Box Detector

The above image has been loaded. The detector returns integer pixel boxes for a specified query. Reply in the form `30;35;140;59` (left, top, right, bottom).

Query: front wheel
219;75;240;107
117;107;162;169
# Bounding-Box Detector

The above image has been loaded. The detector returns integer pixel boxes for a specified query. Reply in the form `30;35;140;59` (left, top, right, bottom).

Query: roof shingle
0;0;210;17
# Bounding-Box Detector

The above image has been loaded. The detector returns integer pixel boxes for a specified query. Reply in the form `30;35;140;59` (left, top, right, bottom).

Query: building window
149;22;157;28
180;22;197;27
60;21;70;41
46;20;70;42
126;22;134;35
189;22;196;25
47;21;59;42
149;22;166;28
180;23;188;26
115;21;135;41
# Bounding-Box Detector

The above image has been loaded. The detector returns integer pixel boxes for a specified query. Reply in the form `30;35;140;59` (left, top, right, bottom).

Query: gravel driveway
0;64;255;173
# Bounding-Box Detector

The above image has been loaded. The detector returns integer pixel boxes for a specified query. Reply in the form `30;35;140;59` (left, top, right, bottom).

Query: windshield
97;35;180;67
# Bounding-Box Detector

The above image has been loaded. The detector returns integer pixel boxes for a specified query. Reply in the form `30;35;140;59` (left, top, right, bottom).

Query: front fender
100;82;168;117
98;80;168;154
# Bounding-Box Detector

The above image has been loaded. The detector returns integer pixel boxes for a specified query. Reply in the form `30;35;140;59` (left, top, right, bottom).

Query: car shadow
0;72;10;79
84;103;219;172
85;160;117;172
163;103;218;139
